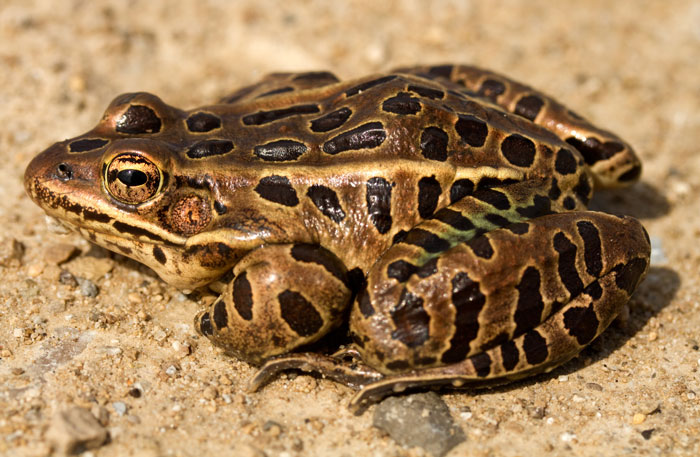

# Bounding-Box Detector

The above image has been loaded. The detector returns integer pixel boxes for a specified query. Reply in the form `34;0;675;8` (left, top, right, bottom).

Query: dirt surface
1;1;699;456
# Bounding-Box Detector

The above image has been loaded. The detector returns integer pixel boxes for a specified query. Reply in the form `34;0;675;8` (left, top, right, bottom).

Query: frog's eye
105;153;162;204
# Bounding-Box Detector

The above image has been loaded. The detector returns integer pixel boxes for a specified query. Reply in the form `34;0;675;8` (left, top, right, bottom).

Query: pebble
632;413;647;425
649;236;667;265
112;402;127;416
45;243;79;265
66;256;114;282
373;392;465;457
78;278;99;297
26;262;45;277
45;407;108;454
59;269;78;287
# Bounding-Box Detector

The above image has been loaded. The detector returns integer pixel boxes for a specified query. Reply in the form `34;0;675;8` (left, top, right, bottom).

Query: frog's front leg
194;244;352;364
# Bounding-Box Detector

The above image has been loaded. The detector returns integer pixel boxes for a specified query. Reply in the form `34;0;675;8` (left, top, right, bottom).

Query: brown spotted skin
24;64;650;413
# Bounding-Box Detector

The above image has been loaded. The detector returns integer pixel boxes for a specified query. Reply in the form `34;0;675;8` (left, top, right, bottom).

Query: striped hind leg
394;64;642;188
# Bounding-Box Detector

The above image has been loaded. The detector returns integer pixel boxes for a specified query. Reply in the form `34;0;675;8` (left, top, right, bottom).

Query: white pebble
112;402;127;416
560;432;577;442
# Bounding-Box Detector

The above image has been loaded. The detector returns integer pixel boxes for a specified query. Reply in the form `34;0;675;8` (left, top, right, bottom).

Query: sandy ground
1;0;699;455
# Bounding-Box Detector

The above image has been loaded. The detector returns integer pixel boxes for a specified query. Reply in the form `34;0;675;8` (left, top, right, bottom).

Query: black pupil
117;169;148;186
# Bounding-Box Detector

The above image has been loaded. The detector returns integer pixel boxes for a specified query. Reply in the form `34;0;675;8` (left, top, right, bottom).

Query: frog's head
24;93;246;289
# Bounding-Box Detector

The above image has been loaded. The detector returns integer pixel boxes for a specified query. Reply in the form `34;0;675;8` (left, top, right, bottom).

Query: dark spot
242;104;320;125
434;208;475;232
309;107;352;132
278;290;323;337
186;112;222;132
514;95;544;121
391;289;430;348
477;79;505;100
577;221;602;277
473;188;510;210
417;176;442;218
427;65;453;78
417;257;438;278
56;163;73;181
555;148;578;175
563;196;576;210
449;179;475;203
471;352;492;377
485;213;510;228
186;139;234;159
199;312;213;336
613;257;648;294
466;235;494;259
257;86;294;97
254;139;307;162
116;105;162;134
392;230;408;244
553;232;584;297
345;75;397;97
563;304;600;345
501;134;536;167
214;201;227;215
292;71;340;84
585;280;603;300
366;177;393;234
357;288;375;317
516;195;552;218
641;429;655;440
407;85;445;99
152;246;166;265
69;138;108;152
618;165;642;182
401;228;450;253
455;114;488;147
514;267;544;336
500;340;519;371
382;92;422;115
573;174;592;205
507;223;530;235
548;178;561;200
523;330;548;365
82;209;111;223
565;137;625;165
307;185;346;223
254;175;299;207
385;360;410;371
387;260;417;282
291;244;347;285
113;221;167;243
347;267;365;293
419;127;449;162
441;272;485;364
323;122;387;154
213;300;228;329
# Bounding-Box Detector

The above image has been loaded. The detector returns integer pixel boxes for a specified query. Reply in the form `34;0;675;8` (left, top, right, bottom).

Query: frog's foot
249;351;384;393
195;244;352;365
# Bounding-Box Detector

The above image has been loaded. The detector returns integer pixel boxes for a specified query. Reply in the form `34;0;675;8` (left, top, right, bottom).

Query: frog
24;64;650;413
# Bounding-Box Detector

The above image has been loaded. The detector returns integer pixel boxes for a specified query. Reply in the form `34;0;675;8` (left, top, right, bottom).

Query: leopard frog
25;65;650;412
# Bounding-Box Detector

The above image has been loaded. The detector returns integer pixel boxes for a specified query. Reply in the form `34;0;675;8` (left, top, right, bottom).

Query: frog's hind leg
394;64;641;188
348;203;649;412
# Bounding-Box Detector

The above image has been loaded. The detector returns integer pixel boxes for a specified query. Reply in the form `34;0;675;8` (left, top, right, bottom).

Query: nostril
56;163;73;180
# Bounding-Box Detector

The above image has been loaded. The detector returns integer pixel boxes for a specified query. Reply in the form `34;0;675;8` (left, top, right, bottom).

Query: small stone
46;407;108;454
66;256;114;282
632;413;647;425
78;278;99;297
0;238;25;266
649;236;667;265
203;386;218;400
27;262;45;277
648;331;658;342
560;431;577;442
586;382;603;392
45;243;79;265
59;269;78;287
127;292;141;305
557;375;569;382
641;428;655;440
373;392;465;457
112;402;127;416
